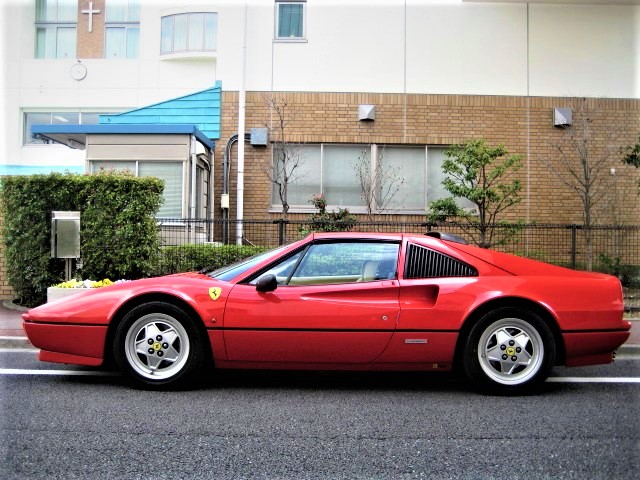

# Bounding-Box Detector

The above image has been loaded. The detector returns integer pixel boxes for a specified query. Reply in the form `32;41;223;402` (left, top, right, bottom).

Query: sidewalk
0;301;31;348
2;300;639;352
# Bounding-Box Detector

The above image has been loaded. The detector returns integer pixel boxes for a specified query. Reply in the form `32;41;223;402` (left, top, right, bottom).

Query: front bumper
23;317;107;367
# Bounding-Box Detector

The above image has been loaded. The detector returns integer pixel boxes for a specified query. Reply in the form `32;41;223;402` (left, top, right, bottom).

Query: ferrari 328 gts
23;232;631;393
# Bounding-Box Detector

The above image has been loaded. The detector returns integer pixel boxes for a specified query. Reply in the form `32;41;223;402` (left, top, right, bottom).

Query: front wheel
113;302;205;389
462;308;556;394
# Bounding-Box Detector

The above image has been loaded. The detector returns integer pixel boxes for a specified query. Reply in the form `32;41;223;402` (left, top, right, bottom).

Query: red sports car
22;232;631;393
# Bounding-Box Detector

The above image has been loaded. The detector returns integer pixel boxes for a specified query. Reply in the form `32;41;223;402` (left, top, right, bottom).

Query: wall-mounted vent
553;107;572;127
358;104;375;121
405;244;478;279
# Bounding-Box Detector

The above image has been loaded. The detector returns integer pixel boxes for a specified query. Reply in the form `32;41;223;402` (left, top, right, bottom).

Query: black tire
462;307;555;394
113;302;206;389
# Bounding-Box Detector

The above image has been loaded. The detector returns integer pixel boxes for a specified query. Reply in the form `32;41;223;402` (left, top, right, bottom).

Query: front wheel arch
104;293;213;370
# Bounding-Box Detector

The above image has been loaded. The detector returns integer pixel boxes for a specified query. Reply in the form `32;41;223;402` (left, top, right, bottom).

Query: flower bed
47;279;122;303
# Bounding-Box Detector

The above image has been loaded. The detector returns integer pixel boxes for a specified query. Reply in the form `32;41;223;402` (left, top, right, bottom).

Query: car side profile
22;232;631;393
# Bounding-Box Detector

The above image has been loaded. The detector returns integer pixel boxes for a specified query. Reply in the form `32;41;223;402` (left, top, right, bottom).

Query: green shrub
299;194;356;236
1;172;163;307
153;244;267;276
594;254;640;287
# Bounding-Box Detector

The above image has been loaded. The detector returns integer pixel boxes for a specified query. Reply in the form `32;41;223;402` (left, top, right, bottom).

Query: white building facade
1;0;639;222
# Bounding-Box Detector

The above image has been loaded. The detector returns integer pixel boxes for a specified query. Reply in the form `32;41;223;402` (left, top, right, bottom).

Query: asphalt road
1;350;639;480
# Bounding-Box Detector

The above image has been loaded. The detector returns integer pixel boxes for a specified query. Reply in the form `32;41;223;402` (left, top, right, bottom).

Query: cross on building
81;1;101;33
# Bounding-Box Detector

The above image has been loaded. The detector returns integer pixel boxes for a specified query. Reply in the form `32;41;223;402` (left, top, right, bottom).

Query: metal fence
153;218;640;309
157;218;640;272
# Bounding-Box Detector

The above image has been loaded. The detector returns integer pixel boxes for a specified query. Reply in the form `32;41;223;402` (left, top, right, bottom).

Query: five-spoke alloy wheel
463;307;555;394
114;302;205;389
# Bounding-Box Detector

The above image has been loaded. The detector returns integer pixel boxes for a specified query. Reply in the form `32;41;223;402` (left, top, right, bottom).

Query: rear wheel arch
103;293;212;369
455;297;565;369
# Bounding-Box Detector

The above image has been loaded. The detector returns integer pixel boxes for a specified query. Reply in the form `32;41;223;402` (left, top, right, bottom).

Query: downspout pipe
221;133;250;244
190;135;197;221
236;0;248;246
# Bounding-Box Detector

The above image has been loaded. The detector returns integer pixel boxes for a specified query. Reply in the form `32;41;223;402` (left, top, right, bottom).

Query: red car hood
24;272;228;325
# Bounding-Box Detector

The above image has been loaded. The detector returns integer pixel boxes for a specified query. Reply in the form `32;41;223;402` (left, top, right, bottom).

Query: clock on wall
70;62;87;81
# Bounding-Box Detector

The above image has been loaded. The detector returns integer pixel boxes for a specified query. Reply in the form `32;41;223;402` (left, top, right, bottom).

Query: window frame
34;0;77;59
274;1;307;42
89;160;187;218
269;143;453;215
160;12;218;55
104;0;140;59
23;111;108;145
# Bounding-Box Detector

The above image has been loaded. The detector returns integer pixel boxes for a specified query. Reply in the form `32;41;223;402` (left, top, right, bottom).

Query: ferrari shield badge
209;287;222;301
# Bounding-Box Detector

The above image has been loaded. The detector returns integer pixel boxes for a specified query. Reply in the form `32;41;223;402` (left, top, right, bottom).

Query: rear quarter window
405;243;478;279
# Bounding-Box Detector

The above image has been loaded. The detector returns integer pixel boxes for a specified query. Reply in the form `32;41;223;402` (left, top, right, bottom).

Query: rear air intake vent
405;244;478;279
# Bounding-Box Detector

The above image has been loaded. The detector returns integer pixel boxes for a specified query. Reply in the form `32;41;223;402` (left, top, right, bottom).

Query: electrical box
250;128;268;146
220;194;230;210
51;211;80;258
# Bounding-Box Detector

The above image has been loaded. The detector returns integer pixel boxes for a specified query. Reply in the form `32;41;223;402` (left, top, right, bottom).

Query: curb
0;336;32;349
618;344;640;355
2;300;29;312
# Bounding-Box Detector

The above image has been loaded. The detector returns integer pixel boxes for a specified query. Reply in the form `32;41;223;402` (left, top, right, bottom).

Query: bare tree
543;98;622;270
352;147;405;223
260;94;306;219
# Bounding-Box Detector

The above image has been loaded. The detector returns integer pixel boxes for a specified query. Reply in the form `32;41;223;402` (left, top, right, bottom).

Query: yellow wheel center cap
506;347;516;356
153;342;162;351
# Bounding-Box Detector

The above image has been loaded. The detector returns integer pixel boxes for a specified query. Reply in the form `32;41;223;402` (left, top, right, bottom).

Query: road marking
0;368;638;384
0;348;39;353
547;377;640;383
0;368;119;377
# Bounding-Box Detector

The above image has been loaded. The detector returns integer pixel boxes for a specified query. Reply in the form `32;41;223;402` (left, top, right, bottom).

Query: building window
35;0;77;59
270;144;465;213
24;112;105;145
160;12;217;54
105;0;140;59
90;161;184;218
275;1;305;40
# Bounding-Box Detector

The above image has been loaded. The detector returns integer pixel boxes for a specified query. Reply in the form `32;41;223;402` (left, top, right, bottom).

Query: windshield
207;244;291;282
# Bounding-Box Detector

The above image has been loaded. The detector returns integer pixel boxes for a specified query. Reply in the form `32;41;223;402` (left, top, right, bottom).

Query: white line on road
0;368;119;377
0;348;39;353
0;368;639;383
547;377;640;383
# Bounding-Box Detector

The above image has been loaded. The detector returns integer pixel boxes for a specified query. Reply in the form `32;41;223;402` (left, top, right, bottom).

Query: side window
253;241;399;286
404;243;478;279
251;251;304;285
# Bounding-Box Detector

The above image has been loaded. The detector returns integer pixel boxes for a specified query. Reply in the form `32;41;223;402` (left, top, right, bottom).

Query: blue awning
100;82;221;139
31;123;216;151
30;82;222;150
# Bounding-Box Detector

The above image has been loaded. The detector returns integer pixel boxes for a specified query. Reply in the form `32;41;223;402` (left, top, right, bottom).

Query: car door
223;240;401;364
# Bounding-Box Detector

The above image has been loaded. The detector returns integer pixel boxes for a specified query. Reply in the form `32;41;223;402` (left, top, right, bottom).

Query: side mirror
255;274;278;293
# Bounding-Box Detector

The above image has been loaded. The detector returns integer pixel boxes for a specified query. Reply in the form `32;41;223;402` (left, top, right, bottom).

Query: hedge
1;172;163;307
153;244;267;276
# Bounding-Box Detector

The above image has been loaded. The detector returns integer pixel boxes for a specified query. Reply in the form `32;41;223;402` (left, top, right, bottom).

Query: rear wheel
462;308;555;394
113;302;205;389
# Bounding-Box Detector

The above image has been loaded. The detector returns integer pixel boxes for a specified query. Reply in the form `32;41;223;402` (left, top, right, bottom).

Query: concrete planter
46;287;89;303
